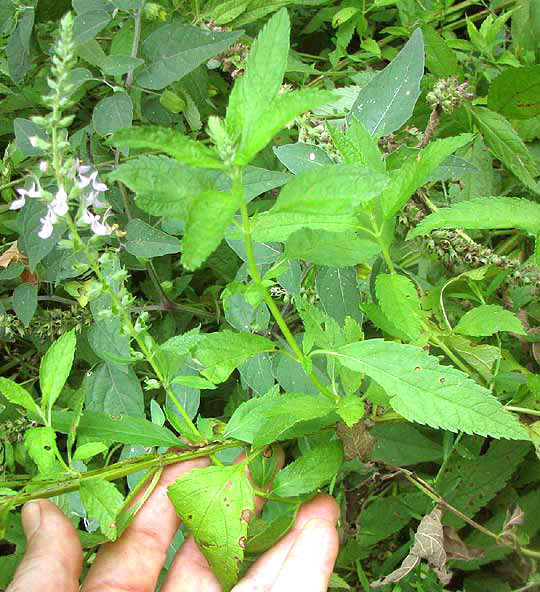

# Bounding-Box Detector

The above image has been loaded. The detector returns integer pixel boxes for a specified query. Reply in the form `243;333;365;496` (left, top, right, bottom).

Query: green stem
0;441;240;510
236;170;337;403
64;215;200;440
504;406;540;418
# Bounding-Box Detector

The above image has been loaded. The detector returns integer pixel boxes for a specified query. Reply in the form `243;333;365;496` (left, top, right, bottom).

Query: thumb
7;499;82;592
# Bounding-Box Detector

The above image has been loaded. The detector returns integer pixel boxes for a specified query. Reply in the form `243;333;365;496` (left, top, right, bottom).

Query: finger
82;457;210;592
7;499;82;592
161;535;220;592
162;448;285;591
270;515;340;592
232;494;340;592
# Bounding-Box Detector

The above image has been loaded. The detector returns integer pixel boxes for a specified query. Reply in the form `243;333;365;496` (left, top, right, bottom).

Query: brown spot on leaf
415;366;421;371
225;480;233;489
336;420;376;461
263;446;273;458
439;377;445;383
241;509;252;523
238;536;247;549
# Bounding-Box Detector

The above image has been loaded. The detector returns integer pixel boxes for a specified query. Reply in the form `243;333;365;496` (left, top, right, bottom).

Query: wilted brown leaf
443;526;484;562
336;420;376;461
0;242;26;268
371;507;452;588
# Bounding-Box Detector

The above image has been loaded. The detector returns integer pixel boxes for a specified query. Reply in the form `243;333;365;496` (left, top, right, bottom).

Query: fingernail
22;501;42;539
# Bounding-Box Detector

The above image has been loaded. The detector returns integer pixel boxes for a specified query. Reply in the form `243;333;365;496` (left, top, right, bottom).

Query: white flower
38;210;57;239
10;182;42;210
80;208;113;236
50;186;69;216
39;160;48;172
86;190;107;209
78;169;107;193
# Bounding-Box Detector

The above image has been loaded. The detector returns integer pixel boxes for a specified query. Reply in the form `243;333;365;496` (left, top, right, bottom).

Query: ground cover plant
1;0;540;590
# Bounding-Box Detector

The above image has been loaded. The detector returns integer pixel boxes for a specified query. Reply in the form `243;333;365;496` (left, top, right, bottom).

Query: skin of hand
6;456;340;592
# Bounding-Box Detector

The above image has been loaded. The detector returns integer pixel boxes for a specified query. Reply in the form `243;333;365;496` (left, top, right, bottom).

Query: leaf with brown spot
168;465;254;592
0;243;26;268
442;526;484;561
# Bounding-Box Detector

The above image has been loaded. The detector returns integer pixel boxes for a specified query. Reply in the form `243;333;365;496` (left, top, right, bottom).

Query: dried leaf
442;526;484;561
336;420;376;461
503;505;525;531
371;507;452;588
0;243;26;268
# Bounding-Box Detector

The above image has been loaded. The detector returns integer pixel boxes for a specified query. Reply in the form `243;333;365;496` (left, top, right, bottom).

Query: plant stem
504;406;540;418
0;441;240;509
63;215;200;440
236;170;338;403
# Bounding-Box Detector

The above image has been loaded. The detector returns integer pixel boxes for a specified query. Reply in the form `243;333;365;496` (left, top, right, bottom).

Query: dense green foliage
1;0;540;590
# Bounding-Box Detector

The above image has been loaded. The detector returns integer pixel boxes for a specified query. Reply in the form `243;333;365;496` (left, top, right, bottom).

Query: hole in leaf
238;536;247;549
439;377;446;383
415;366;421;371
43;445;51;451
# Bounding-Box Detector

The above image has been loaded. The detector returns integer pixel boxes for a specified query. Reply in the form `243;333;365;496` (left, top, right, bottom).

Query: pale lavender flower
78;169;108;193
38;210;57;239
10;182;42;210
50;186;69;216
80;208;113;236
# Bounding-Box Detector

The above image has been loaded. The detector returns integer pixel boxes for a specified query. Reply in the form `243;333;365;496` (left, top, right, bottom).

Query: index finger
82;456;210;592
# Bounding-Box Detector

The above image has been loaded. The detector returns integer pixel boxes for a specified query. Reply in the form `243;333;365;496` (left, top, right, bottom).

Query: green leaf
246;511;297;554
324;340;529;439
74;9;111;46
125;219;182;258
227;8;290;154
235;89;337;164
40;329;76;417
109;126;224;169
380;134;473;218
271;441;344;497
100;55;144;76
408;196;540;239
375;274;423;341
488;65;540;120
194;330;276;383
336;394;365;427
316;266;363;326
14;118;49;157
348;29;424;137
421;25;461;78
471;107;539;193
328;117;385;171
0;377;43;420
247;163;387;240
24;427;61;475
109;155;216;217
168;465;254;592
92;92;133;136
238;353;274;395
362;303;409;341
12;283;37;327
454;304;526;337
0;262;24;280
285;228;380;267
51;410;181;447
182;190;242;270
80;478;124;540
224;391;336;446
438;439;530;528
250;211;357;243
73;442;108;461
136;23;240;90
273;142;333;174
371;423;443;465
88;319;130;364
86;363;145;418
7;8;34;83
442;335;500;381
170;376;217;390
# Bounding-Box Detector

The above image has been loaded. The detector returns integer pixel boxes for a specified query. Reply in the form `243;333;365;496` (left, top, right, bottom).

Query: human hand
6;457;340;592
